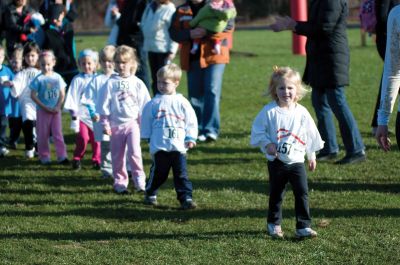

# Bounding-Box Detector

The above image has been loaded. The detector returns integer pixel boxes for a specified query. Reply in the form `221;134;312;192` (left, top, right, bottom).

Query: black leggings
22;119;36;151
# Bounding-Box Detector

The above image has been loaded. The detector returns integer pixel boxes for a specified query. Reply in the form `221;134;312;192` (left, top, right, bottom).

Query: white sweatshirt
250;101;324;163
141;93;198;154
11;67;41;121
378;5;400;125
98;73;151;129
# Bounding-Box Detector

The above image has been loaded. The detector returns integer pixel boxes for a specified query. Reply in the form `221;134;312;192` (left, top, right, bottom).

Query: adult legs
148;51;169;96
187;61;204;133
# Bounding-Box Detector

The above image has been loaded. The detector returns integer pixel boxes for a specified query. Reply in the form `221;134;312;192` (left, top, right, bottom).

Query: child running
141;63;198;209
9;42;41;158
98;45;151;194
250;66;324;239
30;50;68;165
82;45;116;178
64;49;100;170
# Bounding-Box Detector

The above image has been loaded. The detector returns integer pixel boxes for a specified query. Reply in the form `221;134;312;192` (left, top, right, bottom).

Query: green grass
1;30;400;264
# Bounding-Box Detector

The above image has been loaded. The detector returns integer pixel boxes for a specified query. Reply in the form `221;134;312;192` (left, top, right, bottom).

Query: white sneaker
267;223;284;239
25;149;35;158
206;133;218;141
295;227;317;239
0;147;9;157
197;135;206;142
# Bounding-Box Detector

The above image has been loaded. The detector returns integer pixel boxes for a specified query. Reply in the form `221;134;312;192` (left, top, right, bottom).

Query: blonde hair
11;46;23;60
114;45;139;74
39;50;56;61
156;63;182;82
267;66;308;102
99;45;116;63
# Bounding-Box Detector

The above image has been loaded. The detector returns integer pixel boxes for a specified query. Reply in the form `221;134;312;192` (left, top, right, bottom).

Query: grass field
1;29;400;264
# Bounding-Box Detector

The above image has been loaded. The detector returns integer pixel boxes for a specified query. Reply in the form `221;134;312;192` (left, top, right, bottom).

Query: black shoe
335;152;366;165
58;158;70;165
316;152;338;161
7;141;17;150
72;159;81;170
180;199;197;210
92;162;100;170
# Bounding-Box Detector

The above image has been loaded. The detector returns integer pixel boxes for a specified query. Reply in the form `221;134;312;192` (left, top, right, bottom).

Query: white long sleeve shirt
141;93;198;155
378;5;400;125
64;73;96;129
98;74;151;129
140;2;178;54
250;101;324;163
11;67;41;121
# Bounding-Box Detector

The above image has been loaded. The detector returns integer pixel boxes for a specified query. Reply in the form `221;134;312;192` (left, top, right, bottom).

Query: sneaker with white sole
267;223;284;239
144;195;158;206
180;199;197;210
25;149;35;158
295;227;317;239
197;135;206;142
0;147;9;157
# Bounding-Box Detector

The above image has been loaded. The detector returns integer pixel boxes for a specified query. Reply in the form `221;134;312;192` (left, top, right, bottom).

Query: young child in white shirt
82;45;116;178
10;42;41;158
98;45;151;194
64;49;100;170
250;66;324;239
141;63;198;210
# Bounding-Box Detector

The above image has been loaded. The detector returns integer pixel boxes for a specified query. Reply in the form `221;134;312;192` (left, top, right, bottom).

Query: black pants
148;52;170;96
8;117;22;145
22;119;36;151
145;151;193;203
267;159;311;229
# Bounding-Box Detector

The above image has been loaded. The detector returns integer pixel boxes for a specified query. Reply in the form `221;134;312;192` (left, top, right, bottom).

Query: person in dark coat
370;0;400;134
116;0;150;89
271;0;365;164
0;0;11;43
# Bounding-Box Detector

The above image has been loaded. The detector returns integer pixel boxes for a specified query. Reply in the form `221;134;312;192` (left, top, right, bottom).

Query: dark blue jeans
187;61;226;137
148;52;170;96
311;86;364;155
145;151;193;203
267;159;311;229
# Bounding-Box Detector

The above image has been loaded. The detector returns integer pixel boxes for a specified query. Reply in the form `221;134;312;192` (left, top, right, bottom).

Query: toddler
0;45;14;157
82;45;116;178
141;63;198;209
9;42;41;158
64;49;100;170
250;66;324;239
98;45;150;194
189;0;236;54
30;50;68;165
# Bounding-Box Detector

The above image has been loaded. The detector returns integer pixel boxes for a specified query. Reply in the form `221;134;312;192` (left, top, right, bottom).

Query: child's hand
2;80;13;87
266;143;277;157
92;114;100;122
308;159;317;171
185;141;196;149
104;128;112;136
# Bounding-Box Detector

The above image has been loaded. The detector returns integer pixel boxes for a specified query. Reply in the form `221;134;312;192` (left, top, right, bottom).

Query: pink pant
73;121;101;164
36;109;67;161
110;120;145;190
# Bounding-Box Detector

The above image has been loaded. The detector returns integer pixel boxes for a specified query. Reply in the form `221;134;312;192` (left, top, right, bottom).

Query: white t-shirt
11;67;41;121
250;101;324;163
98;74;151;128
141;93;198;154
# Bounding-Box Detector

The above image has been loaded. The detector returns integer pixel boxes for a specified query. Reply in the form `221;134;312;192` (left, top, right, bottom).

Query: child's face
40;55;56;75
275;78;298;108
79;56;97;74
100;59;114;75
25;51;39;68
157;78;179;95
11;57;23;72
0;50;5;65
115;56;136;78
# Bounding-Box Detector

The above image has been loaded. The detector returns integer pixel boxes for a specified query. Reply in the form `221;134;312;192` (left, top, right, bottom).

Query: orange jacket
169;2;233;71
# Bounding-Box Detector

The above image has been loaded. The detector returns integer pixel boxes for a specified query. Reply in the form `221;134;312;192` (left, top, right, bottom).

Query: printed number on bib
277;142;292;155
45;89;59;100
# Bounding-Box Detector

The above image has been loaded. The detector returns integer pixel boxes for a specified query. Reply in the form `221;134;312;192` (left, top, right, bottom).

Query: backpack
359;0;377;34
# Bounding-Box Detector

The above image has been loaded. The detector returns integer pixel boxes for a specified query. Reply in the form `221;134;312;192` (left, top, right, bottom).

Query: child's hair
156;63;182;82
267;66;308;102
11;45;24;61
114;45;139;74
99;45;116;63
78;49;99;65
22;42;41;68
39;50;56;61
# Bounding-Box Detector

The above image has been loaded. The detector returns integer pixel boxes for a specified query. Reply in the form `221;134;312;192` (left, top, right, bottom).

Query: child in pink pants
30;50;68;164
98;45;151;194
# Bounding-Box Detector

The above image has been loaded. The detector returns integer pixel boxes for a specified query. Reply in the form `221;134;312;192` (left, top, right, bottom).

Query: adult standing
0;0;11;44
370;0;400;134
271;0;366;164
116;0;151;90
169;0;234;142
375;5;400;151
140;0;178;96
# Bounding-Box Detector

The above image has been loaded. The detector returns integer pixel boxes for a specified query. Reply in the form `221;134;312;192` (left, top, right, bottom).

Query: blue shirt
30;72;67;110
0;65;14;116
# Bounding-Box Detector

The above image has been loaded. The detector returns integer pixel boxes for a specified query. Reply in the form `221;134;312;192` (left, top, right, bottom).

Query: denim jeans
311;86;364;155
187;61;226;137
